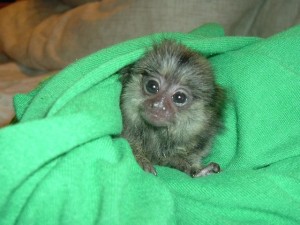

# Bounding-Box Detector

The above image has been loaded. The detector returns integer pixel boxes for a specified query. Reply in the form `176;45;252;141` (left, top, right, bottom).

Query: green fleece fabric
1;24;300;224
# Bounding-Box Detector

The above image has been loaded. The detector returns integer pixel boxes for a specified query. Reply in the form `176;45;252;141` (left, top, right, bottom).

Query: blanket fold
1;24;300;224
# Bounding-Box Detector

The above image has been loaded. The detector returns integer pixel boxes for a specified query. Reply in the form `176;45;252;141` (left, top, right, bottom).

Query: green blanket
1;24;300;224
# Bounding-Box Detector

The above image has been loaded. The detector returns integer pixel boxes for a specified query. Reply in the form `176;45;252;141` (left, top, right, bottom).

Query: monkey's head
121;40;219;131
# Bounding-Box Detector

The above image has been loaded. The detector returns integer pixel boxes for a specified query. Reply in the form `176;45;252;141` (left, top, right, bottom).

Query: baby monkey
120;40;223;177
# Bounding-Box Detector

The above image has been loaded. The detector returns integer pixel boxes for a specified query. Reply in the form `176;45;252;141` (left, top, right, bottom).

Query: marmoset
120;40;224;177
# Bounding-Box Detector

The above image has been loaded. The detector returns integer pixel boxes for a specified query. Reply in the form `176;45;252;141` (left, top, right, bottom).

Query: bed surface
0;63;51;126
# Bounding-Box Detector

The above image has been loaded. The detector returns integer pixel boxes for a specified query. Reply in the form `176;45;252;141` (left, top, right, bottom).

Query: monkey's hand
191;162;220;178
135;154;157;176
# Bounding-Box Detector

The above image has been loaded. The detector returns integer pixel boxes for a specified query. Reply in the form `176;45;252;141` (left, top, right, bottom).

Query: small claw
135;155;157;176
192;162;220;178
140;161;157;176
148;166;157;176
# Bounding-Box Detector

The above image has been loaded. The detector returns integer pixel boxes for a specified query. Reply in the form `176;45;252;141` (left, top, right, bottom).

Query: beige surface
0;0;299;70
0;0;299;126
0;63;52;127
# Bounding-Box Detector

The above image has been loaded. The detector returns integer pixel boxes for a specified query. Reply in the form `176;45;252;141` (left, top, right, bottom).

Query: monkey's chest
143;134;191;163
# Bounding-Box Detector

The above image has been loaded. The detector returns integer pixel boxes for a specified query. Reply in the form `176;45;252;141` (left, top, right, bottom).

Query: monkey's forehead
137;52;213;82
141;41;209;73
149;41;196;63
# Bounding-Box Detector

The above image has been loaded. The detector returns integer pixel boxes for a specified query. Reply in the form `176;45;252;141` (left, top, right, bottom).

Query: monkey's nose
152;101;166;111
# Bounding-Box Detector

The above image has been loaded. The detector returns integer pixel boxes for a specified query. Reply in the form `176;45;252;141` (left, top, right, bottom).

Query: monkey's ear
118;64;134;85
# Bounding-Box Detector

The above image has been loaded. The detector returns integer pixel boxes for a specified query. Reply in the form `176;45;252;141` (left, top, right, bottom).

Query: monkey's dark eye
172;91;188;106
145;79;160;94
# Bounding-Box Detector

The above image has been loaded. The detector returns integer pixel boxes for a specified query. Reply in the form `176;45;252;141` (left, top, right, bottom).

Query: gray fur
120;40;224;177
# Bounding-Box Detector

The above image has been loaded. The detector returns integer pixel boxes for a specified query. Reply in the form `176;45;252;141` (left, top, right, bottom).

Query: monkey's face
139;73;191;127
121;40;216;130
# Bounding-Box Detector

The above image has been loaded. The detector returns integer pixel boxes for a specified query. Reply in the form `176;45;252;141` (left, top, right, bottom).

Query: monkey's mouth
140;110;172;127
